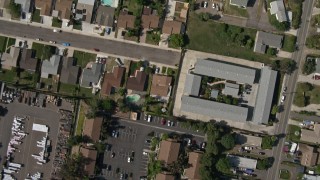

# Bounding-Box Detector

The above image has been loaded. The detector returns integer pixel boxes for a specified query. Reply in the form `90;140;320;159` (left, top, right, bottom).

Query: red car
161;118;166;125
93;48;100;52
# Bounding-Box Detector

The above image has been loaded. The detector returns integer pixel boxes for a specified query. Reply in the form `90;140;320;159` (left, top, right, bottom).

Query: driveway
246;0;276;31
42;16;52;27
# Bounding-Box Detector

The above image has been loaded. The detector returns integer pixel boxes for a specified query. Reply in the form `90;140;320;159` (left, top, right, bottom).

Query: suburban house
223;82;240;97
254;31;284;54
79;147;97;178
158;139;180;165
141;6;159;30
227;155;257;169
270;0;287;22
312;57;320;78
117;11;135;29
95;5;115;29
14;0;32;19
75;0;95;24
180;59;277;125
184;151;202;180
303;174;320;180
80;63;104;88
126;70;147;92
235;134;262;147
60;57;80;85
82;117;103;142
101;66;125;96
155;173;175;180
173;1;189;23
52;0;73;21
301;124;320;144
19;48;38;72
298;143;319;167
230;0;249;8
150;74;172;99
0;46;20;70
41;55;61;78
35;0;52;17
162;20;183;35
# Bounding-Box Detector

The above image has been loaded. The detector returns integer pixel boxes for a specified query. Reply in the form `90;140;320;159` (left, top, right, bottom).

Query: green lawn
73;20;82;30
19;71;36;86
279;169;290;179
7;38;16;47
282;35;297;52
124;0;142;16
52;17;62;28
223;0;249;17
73;50;97;68
76;103;86;135
146;31;161;45
0;69;17;83
79;87;96;98
287;125;301;142
32;9;42;23
31;42;56;60
294;83;320;107
59;83;79;95
186;13;272;64
0;36;7;52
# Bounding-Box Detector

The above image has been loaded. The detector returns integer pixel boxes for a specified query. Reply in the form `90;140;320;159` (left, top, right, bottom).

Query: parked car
281;95;286;103
161;118;166;125
204;1;208;8
201;142;206;149
143;151;148;156
53;29;61;33
145;139;151;143
244;146;253;150
147;115;152;122
156;67;160;74
283;86;287;92
212;3;215;8
49;41;56;44
167;120;171;126
35;38;42;41
170;121;174;126
62;42;70;46
111;152;115;158
93;48;100;52
259;152;265;155
187;139;192;146
127;157;132;163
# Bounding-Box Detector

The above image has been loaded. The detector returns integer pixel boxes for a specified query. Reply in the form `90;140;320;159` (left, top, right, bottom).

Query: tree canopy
215;158;230;174
302;58;317;75
60;153;88;179
220;134;235;150
99;98;116;112
169;34;185;48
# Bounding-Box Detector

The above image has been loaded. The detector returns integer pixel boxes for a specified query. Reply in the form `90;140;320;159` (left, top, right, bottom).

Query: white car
49;41;56;44
53;29;61;33
147;115;152;122
127;157;132;163
143;151;148;156
204;1;208;8
212;3;215;8
281;95;285;103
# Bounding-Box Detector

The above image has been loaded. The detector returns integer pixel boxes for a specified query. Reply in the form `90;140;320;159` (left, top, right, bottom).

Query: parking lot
99;116;205;179
0;96;73;179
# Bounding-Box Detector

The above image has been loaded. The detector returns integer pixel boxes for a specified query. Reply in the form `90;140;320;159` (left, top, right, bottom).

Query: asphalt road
0;20;181;66
267;0;314;179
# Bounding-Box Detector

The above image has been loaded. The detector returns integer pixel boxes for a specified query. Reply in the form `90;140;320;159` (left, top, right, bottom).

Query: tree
99;98;116;112
267;47;277;56
161;133;169;140
298;82;313;92
169;34;184;48
220;134;235;150
67;135;83;146
261;136;276;149
293;94;307;107
60;153;88;179
199;12;210;21
302;58;317;75
271;105;279;115
246;38;254;49
315;164;320;174
257;158;273;170
117;88;126;96
215;158;230;174
8;0;21;19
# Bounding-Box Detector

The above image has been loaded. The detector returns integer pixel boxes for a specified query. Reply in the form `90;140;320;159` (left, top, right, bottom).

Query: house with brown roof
299;143;319;167
156;173;175;180
126;70;147;92
19;48;38;72
80;147;97;178
53;0;72;20
162;20;183;35
174;1;189;23
0;46;20;70
158;139;180;165
35;0;52;16
141;6;159;30
101;66;125;96
82;117;103;142
60;57;80;85
117;12;136;29
150;74;172;99
301;124;320;144
184;151;202;180
95;5;115;28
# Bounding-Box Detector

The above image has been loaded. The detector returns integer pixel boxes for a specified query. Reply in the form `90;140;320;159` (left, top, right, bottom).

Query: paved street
0;20;181;66
267;0;314;179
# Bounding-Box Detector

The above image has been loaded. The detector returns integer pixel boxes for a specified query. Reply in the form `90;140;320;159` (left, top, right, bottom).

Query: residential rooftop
184;74;201;96
227;155;257;169
254;31;283;54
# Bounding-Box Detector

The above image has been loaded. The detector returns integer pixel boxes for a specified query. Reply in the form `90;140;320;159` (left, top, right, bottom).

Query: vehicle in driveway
167;120;171;126
143;151;148;156
62;42;70;46
161;118;166;125
201;142;206;149
127;157;132;163
49;41;56;44
53;29;61;33
111;152;115;158
281;95;286;103
35;38;42;41
147;115;152;122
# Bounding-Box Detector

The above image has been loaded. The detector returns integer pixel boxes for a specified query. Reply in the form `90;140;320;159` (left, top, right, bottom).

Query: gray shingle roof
80;63;103;87
14;0;31;13
252;67;277;124
181;96;248;122
230;0;249;7
254;31;283;54
95;6;115;27
227;155;257;169
60;57;80;85
41;55;61;78
270;0;287;22
194;59;256;84
184;74;201;96
223;82;239;97
315;58;320;74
